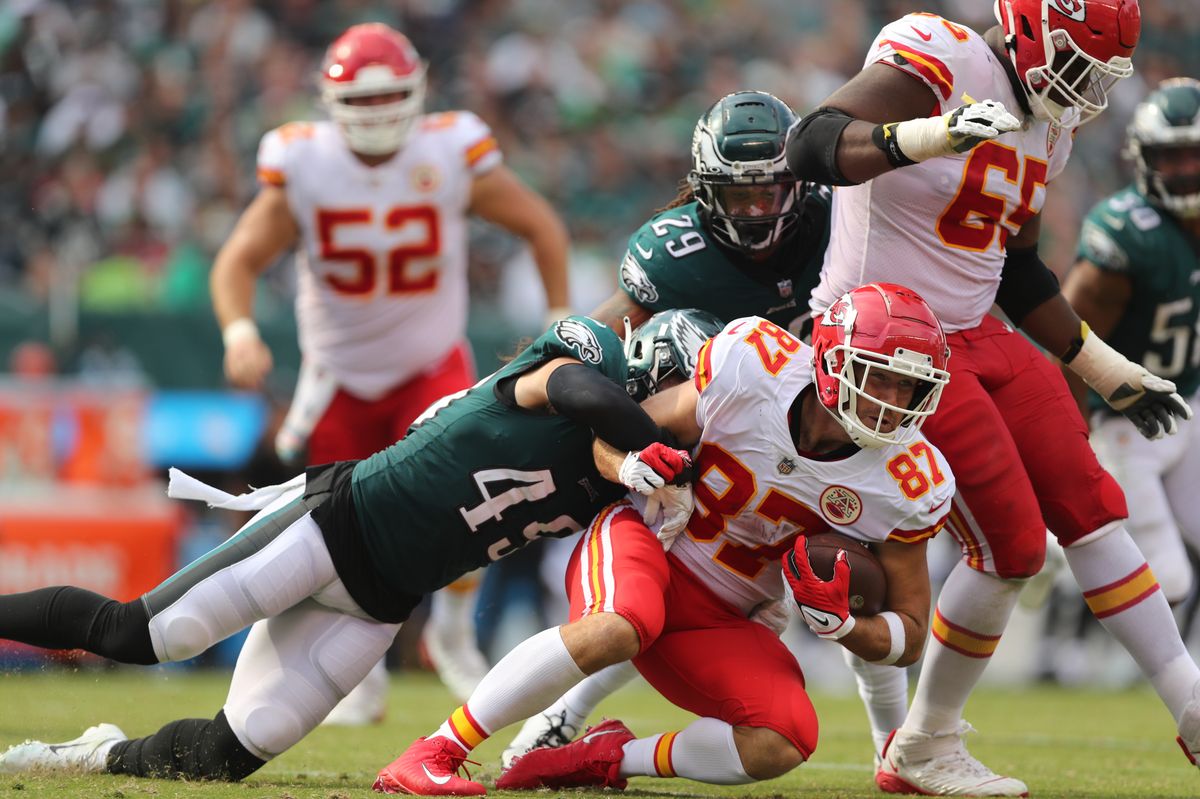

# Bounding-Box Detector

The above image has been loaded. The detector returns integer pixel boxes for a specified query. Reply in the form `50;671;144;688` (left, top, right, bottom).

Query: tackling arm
209;185;299;390
470;165;572;324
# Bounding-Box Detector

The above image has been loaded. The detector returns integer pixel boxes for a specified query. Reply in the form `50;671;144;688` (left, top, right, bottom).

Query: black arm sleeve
545;363;659;452
995;245;1061;327
785;107;855;187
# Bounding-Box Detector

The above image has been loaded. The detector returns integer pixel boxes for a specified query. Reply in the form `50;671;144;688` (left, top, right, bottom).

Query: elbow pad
785;107;855;186
995;246;1060;327
544;363;658;452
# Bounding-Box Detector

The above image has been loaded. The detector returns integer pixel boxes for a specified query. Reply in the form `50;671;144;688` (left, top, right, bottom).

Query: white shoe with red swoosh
875;723;1028;797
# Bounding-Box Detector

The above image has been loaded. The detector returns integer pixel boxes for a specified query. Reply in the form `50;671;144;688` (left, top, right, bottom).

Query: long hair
655;177;695;214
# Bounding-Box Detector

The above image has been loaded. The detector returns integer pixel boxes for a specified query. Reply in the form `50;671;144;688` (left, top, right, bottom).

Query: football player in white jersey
209;24;572;723
786;1;1200;794
373;283;956;796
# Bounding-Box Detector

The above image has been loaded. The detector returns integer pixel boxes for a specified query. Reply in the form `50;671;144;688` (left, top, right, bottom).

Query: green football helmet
625;309;725;402
689;91;805;258
1127;77;1200;218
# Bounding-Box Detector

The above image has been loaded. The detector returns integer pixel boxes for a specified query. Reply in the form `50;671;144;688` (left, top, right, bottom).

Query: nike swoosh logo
422;763;453;785
801;607;834;628
929;498;948;515
581;729;625;744
634;242;653;260
911;26;932;41
47;744;86;753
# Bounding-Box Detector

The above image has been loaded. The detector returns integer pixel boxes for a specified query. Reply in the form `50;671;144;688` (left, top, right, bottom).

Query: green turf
0;668;1193;798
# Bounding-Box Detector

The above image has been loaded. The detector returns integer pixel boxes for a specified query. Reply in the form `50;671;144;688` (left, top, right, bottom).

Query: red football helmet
811;283;950;449
994;0;1140;125
320;23;427;155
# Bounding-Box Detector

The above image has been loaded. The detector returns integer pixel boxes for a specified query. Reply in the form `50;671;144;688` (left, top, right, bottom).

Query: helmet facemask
689;90;803;261
1127;79;1200;218
820;346;950;449
691;168;803;258
624;310;724;402
994;0;1137;127
322;62;427;155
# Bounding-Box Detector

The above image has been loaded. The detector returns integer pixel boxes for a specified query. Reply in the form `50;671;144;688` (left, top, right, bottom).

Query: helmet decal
1047;0;1086;22
625;309;725;401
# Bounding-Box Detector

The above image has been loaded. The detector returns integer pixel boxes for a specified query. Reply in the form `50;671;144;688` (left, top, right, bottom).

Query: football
803;532;887;616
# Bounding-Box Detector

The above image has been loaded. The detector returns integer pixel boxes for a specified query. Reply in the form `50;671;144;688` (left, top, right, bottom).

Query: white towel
167;467;306;512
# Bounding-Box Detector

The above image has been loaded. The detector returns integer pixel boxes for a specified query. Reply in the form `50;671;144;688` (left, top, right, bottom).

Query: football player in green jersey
588;90;831;339
0;316;694;784
1063;77;1200;607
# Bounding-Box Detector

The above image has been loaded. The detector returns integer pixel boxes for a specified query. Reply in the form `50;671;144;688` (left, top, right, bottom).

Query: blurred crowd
3;0;1199;333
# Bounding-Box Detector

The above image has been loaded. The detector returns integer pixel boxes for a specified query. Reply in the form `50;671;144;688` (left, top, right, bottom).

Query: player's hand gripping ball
796;532;887;616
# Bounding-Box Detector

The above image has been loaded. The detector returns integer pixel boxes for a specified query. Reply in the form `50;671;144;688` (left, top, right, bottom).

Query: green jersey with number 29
349;316;628;594
1077;186;1200;409
619;194;830;338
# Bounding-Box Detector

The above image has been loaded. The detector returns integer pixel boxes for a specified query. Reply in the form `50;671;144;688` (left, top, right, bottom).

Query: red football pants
924;316;1127;577
566;502;819;758
307;342;475;464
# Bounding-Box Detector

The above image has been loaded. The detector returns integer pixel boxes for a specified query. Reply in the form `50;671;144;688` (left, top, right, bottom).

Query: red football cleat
373;736;485;795
496;718;635;791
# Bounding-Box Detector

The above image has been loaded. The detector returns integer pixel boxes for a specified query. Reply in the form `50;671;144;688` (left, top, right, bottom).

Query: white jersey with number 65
811;13;1075;332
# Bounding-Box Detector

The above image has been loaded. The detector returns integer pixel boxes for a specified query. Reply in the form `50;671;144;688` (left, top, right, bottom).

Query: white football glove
641;484;694;550
1067;326;1193;440
892;99;1020;162
618;443;691;495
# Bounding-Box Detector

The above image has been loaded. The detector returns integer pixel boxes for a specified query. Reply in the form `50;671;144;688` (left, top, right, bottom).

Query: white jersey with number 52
257;112;501;399
812;13;1075;332
665;316;955;615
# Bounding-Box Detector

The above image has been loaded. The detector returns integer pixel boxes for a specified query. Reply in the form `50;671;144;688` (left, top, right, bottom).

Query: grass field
0;667;1194;799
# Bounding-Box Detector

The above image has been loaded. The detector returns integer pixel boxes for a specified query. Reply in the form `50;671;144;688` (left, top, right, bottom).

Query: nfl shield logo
777;279;794;299
777;457;796;474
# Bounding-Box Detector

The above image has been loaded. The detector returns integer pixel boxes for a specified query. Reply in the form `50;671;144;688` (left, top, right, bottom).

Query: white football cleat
876;722;1028;797
422;619;490;703
1176;681;1200;767
323;660;388;727
501;709;581;770
0;723;127;774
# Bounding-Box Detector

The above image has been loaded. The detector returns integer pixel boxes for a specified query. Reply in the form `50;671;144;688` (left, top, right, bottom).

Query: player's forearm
530;229;571;311
1017;293;1086;362
210;255;260;330
839;610;925;667
787;108;892;186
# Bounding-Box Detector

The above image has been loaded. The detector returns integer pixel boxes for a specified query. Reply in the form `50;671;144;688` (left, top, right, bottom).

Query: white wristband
222;318;260;348
871;611;906;666
893;116;954;162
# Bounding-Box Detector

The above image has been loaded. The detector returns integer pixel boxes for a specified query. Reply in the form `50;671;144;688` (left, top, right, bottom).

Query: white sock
427;575;481;643
1065;526;1200;723
619;717;753;785
430;626;585;751
842;648;908;757
905;562;1021;736
559;661;639;724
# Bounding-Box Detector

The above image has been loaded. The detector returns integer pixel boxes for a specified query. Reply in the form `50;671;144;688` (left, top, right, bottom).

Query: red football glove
618;443;692;495
783;535;856;640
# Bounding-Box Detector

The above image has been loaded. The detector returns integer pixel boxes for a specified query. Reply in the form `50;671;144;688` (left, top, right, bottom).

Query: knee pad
149;610;220;663
990;528;1047;579
236;699;307;760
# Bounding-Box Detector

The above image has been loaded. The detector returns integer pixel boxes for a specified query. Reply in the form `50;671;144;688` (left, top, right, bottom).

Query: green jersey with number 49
619;193;830;338
349;316;628;595
1077;186;1200;409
